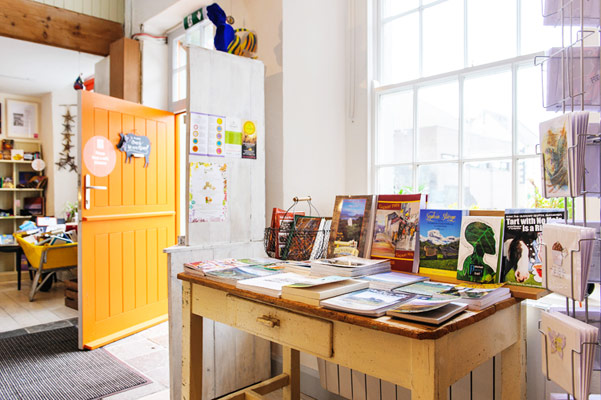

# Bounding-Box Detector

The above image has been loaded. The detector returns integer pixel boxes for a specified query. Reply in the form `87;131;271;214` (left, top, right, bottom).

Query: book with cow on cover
501;209;565;287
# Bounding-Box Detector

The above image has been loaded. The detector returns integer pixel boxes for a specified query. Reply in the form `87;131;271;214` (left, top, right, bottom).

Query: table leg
182;281;203;400
16;250;21;291
500;302;526;400
282;346;300;400
411;340;448;400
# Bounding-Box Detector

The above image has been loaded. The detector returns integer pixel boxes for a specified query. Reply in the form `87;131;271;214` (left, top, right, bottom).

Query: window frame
371;0;545;209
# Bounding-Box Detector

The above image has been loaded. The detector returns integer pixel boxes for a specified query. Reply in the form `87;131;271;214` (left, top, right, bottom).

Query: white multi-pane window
374;0;562;209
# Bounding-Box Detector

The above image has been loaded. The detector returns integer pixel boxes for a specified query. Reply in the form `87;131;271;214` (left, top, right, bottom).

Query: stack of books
320;289;416;317
281;277;368;305
310;256;391;277
204;264;284;285
542;223;596;301
184;257;278;275
236;272;316;297
359;271;428;290
541;311;599;400
387;302;467;325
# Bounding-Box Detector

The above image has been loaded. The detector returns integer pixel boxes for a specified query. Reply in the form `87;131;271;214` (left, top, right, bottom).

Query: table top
178;271;519;340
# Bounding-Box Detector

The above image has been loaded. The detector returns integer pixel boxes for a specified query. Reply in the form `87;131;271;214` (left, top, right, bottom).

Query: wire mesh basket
264;196;331;261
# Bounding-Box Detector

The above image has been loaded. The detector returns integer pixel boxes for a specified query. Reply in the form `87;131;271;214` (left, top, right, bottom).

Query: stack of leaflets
236;272;319;297
184;258;278;275
394;281;511;311
542;223;596;301
387;302;467;325
540;112;590;198
541;311;599;400
456;215;505;284
320;289;416;317
310;256;391;277
204;264;283;285
359;271;428;291
281;276;368;305
281;260;312;275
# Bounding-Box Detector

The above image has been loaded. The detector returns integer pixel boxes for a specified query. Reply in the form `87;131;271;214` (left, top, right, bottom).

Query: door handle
84;174;107;210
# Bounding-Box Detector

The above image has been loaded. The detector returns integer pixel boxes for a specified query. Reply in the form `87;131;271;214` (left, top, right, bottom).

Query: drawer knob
256;315;280;328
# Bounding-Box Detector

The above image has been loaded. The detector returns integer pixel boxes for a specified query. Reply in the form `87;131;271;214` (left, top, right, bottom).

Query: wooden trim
220;374;290;400
0;0;123;56
82;211;176;221
110;38;141;103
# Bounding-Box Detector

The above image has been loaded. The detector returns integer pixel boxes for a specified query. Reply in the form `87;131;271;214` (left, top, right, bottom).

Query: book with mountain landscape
369;194;427;272
328;195;375;258
456;216;505;284
501;209;565;287
418;209;466;278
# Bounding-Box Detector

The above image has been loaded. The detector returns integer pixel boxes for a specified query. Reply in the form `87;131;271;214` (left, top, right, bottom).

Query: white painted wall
281;0;347;216
31;0;125;23
140;40;169;110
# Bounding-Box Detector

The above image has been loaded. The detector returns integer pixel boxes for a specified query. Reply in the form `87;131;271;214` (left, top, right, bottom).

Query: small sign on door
83;136;116;177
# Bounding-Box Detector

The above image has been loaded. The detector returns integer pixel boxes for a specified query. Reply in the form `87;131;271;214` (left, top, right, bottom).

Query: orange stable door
78;91;176;349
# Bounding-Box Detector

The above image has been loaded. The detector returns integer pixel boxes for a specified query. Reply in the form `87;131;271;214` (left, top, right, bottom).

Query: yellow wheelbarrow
15;233;78;301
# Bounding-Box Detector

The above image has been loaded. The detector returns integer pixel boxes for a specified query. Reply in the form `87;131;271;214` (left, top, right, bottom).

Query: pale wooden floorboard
0;279;77;333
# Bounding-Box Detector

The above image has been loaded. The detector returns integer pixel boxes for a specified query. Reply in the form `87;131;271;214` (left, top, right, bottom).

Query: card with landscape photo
328;195;374;258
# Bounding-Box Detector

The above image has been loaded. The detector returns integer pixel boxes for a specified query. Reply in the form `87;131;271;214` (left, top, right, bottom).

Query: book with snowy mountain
501;209;565;287
418;209;466;278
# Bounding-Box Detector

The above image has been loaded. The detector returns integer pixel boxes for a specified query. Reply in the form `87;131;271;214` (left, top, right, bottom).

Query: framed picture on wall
6;99;38;139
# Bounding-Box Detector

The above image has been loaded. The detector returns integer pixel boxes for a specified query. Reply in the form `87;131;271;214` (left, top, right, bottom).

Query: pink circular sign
83;136;116;177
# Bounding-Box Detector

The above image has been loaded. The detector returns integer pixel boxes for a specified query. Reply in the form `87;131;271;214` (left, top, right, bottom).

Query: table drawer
227;295;333;358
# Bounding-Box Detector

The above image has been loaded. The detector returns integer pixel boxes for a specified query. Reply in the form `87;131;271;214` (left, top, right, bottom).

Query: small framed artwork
6;99;38;139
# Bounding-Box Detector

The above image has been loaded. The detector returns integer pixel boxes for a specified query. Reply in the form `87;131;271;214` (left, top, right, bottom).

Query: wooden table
179;271;527;400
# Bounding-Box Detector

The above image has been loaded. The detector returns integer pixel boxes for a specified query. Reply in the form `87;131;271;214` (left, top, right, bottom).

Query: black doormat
0;326;149;400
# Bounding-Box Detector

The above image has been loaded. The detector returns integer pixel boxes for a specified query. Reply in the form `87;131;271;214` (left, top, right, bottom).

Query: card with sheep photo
501;209;565;287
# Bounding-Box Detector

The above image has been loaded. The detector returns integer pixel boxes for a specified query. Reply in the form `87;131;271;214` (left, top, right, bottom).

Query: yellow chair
15;234;78;301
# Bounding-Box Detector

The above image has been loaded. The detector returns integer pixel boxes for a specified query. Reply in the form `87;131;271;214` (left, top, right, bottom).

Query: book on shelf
236;272;318;297
541;311;599;400
281;277;368;305
310;256;391;277
281;215;323;260
501;209;565;288
320;288;416;317
456;216;504;284
541;223;596;302
327;195;375;258
204;264;284;285
266;208;305;258
359;271;428;291
369;194;427;273
418;209;466;278
386;302;468;325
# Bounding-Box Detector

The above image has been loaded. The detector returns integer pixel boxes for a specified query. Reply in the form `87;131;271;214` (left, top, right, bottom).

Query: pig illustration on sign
117;133;151;167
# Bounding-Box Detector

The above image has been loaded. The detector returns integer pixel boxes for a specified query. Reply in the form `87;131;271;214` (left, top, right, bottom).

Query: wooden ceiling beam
0;0;124;56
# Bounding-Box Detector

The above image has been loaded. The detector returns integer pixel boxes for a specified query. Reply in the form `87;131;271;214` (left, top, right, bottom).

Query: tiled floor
0;278;78;332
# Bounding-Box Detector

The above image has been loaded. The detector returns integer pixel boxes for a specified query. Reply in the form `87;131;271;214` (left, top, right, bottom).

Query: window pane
423;0;463;76
418;163;459;208
176;39;187;69
467;0;516;66
417;81;459;161
463;70;512;158
517;65;556;155
377;91;413;164
521;0;561;54
381;0;418;18
381;14;419;84
516;157;542;208
377;165;413;194
174;70;187;102
463;160;512;209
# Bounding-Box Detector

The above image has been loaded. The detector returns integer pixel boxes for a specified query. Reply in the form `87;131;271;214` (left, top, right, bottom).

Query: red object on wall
83;77;95;91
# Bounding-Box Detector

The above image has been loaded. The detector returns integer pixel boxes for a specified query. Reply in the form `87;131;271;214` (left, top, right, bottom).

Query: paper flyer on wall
189;162;227;223
242;120;257;159
225;117;242;158
189;112;225;157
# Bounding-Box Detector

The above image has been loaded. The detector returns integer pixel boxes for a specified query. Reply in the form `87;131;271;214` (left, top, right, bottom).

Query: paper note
225;117;242;158
190;112;225;157
189;162;227;223
242;120;257;159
